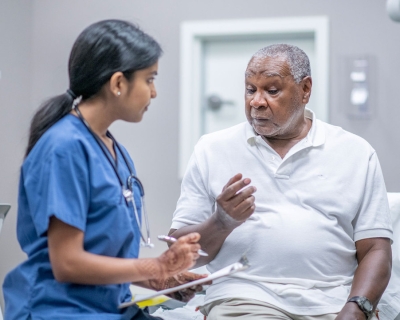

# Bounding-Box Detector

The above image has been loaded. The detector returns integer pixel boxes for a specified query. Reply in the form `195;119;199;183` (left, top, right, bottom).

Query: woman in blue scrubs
3;20;204;320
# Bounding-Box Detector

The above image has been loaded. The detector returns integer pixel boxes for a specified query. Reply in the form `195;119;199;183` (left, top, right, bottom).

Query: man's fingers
219;178;252;200
195;285;205;292
222;173;243;191
236;204;256;220
230;186;257;208
227;200;255;222
187;284;204;292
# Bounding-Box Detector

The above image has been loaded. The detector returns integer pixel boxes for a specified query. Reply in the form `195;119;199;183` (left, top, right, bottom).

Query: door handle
207;94;235;111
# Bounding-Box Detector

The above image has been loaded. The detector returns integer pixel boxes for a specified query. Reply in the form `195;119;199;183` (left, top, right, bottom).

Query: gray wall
1;0;400;309
0;0;33;310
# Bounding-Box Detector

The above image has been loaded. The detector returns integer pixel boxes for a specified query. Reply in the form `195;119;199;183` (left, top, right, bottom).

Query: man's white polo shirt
171;109;393;315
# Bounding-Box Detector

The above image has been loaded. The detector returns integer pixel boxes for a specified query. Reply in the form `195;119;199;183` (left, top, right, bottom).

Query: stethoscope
72;98;154;248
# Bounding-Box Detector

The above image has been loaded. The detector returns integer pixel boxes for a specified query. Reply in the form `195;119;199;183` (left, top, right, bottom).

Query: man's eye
246;88;255;94
268;89;278;95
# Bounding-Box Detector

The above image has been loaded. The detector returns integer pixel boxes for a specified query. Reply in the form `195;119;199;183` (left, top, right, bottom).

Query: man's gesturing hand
215;173;256;229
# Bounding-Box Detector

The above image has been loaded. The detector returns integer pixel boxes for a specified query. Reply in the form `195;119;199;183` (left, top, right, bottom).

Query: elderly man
169;44;392;320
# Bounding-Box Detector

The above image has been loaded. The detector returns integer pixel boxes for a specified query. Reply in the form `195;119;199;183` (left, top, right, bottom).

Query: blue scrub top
3;115;145;320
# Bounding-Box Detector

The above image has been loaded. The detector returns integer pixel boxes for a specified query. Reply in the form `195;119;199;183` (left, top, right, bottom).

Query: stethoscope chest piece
123;188;134;203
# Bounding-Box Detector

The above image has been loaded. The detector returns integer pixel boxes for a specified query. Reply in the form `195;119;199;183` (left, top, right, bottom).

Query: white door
202;36;316;135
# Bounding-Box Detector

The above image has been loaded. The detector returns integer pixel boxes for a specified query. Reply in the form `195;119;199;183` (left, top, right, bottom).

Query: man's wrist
345;300;369;319
213;208;242;231
347;296;374;320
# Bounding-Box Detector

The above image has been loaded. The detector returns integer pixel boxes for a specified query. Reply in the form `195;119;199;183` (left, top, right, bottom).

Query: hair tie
66;89;77;99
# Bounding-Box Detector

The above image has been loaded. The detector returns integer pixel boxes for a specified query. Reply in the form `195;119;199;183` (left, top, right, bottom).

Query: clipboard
119;255;250;309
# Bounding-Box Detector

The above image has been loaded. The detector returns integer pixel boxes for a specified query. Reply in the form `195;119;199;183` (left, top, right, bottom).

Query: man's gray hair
252;44;311;83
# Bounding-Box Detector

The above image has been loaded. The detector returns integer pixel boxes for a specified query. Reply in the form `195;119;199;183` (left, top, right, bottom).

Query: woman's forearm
48;216;200;285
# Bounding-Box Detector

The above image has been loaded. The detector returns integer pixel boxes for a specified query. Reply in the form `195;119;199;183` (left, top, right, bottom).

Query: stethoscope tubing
72;101;153;247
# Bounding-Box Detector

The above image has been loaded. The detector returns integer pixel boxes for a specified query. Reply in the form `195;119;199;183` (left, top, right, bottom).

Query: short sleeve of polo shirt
352;151;393;242
23;140;89;237
171;150;214;230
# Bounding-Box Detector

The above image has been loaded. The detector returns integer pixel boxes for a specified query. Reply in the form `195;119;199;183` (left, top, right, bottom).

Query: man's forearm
350;238;392;308
334;238;391;320
169;213;237;267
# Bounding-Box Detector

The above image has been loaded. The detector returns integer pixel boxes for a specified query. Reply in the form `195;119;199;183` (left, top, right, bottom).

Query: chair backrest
387;193;400;277
378;193;400;320
0;203;11;235
0;204;10;320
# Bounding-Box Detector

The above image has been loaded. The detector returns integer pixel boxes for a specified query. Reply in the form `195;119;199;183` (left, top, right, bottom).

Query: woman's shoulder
49;114;88;142
25;115;91;165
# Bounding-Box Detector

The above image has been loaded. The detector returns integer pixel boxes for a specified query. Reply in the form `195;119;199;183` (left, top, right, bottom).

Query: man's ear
108;71;126;97
301;76;312;104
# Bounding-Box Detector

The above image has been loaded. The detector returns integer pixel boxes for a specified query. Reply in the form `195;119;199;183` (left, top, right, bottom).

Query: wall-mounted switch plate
344;56;375;120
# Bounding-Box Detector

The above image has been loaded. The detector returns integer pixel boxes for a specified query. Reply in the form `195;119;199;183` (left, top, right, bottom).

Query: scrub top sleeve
24;141;90;237
352;151;393;242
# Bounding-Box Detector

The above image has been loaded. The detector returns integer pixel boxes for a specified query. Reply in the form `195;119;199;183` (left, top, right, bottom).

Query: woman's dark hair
25;19;162;157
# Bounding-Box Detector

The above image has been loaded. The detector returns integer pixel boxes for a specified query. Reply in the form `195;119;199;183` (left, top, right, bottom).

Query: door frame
179;16;329;178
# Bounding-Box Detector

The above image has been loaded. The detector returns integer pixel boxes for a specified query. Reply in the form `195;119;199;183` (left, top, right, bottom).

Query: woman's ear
301;76;312;104
109;72;125;98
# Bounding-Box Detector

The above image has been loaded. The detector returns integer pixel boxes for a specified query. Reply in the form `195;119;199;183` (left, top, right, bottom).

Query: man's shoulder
317;119;375;154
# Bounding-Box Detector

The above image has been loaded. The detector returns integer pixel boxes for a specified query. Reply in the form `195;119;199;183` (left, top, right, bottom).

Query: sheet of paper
119;261;249;309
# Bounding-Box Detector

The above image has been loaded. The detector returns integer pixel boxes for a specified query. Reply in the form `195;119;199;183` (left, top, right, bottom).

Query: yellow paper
133;295;171;308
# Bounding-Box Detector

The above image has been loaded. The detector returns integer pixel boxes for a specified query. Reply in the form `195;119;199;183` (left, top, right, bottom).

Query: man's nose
251;91;266;109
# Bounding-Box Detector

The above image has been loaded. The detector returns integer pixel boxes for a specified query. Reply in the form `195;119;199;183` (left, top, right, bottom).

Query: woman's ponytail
25;92;75;157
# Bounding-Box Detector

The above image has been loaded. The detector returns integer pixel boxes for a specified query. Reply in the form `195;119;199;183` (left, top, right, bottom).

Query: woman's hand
156;232;201;281
149;271;211;302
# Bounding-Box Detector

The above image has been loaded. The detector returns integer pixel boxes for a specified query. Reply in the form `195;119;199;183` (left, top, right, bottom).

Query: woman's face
120;61;158;122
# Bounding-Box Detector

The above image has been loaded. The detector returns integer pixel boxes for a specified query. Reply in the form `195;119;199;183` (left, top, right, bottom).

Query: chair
378;193;400;320
0;203;11;320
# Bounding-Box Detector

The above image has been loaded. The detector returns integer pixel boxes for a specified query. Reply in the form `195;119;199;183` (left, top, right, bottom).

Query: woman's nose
151;85;157;99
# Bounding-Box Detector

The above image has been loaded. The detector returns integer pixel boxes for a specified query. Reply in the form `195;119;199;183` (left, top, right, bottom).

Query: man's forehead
245;56;291;78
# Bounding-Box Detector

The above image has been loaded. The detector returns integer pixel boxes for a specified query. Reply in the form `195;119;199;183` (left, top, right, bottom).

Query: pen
157;235;209;257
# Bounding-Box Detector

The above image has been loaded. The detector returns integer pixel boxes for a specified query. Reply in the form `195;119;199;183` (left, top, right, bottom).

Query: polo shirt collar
245;108;326;147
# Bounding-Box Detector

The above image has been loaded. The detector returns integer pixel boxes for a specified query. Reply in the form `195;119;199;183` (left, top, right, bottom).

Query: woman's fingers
178;232;201;245
161;272;211;302
157;233;202;278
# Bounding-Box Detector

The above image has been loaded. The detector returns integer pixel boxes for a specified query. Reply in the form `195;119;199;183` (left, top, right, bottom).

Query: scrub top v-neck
3;114;144;320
